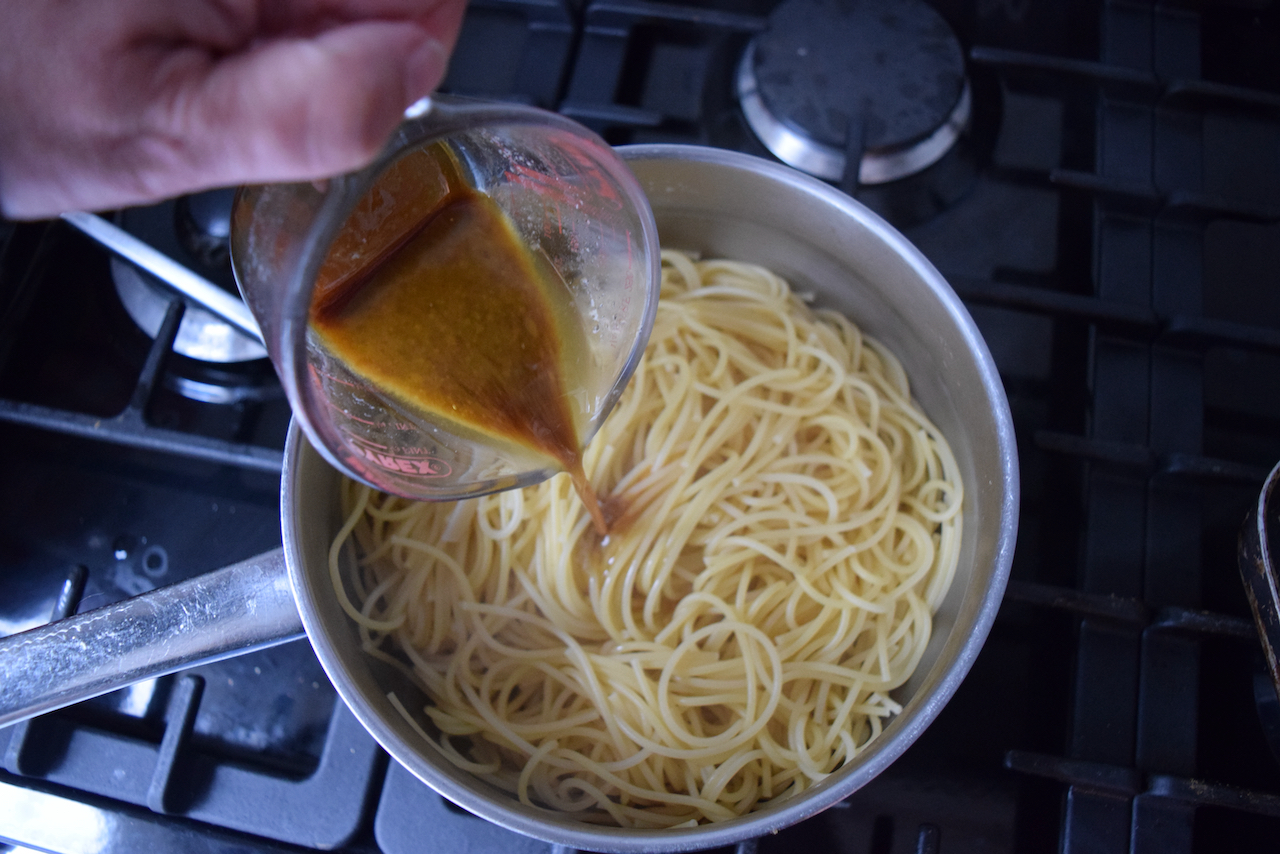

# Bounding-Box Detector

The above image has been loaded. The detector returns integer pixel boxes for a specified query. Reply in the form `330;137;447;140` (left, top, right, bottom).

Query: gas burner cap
175;188;235;269
737;0;970;185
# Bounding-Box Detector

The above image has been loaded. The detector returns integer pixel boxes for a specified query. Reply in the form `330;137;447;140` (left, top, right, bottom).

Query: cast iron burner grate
0;221;287;470
0;208;380;848
557;0;993;226
954;2;1280;851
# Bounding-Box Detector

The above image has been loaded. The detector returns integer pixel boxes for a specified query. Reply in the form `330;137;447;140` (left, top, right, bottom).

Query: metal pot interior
283;145;1019;853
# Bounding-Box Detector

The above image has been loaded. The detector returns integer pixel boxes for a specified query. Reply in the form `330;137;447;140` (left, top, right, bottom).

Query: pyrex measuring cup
230;95;660;500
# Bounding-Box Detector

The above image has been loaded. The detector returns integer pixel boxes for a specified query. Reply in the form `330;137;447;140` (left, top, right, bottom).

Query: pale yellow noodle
330;251;963;827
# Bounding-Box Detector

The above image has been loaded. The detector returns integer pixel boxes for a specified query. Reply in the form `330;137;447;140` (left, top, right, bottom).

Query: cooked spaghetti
330;251;963;827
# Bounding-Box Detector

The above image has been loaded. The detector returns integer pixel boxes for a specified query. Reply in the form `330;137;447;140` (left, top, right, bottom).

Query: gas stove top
5;1;1280;852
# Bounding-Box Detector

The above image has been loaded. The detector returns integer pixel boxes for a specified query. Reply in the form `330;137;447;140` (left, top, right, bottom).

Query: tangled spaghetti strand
331;251;963;827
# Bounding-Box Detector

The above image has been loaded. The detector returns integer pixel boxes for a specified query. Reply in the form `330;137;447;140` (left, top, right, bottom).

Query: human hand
0;0;468;219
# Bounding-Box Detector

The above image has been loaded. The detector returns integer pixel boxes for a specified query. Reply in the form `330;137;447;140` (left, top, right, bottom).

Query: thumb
175;20;451;186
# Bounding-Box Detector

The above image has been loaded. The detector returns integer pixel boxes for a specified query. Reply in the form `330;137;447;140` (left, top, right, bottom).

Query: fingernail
405;38;448;106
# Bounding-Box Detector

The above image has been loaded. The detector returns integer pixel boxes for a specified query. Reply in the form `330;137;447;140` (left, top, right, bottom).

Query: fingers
258;0;469;46
0;0;471;217
168;18;454;187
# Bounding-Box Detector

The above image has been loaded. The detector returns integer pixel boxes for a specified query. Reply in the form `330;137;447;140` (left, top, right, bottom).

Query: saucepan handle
0;548;304;728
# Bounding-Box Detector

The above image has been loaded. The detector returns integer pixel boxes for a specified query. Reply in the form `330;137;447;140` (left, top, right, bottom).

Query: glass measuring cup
229;95;660;500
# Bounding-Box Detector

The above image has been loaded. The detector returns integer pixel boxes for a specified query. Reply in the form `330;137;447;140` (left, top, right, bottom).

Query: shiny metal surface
61;211;263;343
736;41;972;184
286;146;1019;853
110;256;268;362
1239;460;1280;702
0;549;303;728
0;778;301;854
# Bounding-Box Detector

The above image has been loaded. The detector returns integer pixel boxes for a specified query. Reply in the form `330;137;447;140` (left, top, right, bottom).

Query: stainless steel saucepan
0;145;1019;853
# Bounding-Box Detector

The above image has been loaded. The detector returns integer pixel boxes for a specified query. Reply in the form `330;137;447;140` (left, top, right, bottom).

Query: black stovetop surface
6;2;1280;852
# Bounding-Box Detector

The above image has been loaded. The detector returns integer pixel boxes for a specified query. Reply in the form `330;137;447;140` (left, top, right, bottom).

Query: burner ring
738;46;972;184
736;0;970;185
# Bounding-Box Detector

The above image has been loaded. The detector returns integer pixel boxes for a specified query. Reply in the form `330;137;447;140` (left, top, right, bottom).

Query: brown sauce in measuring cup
310;143;610;533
